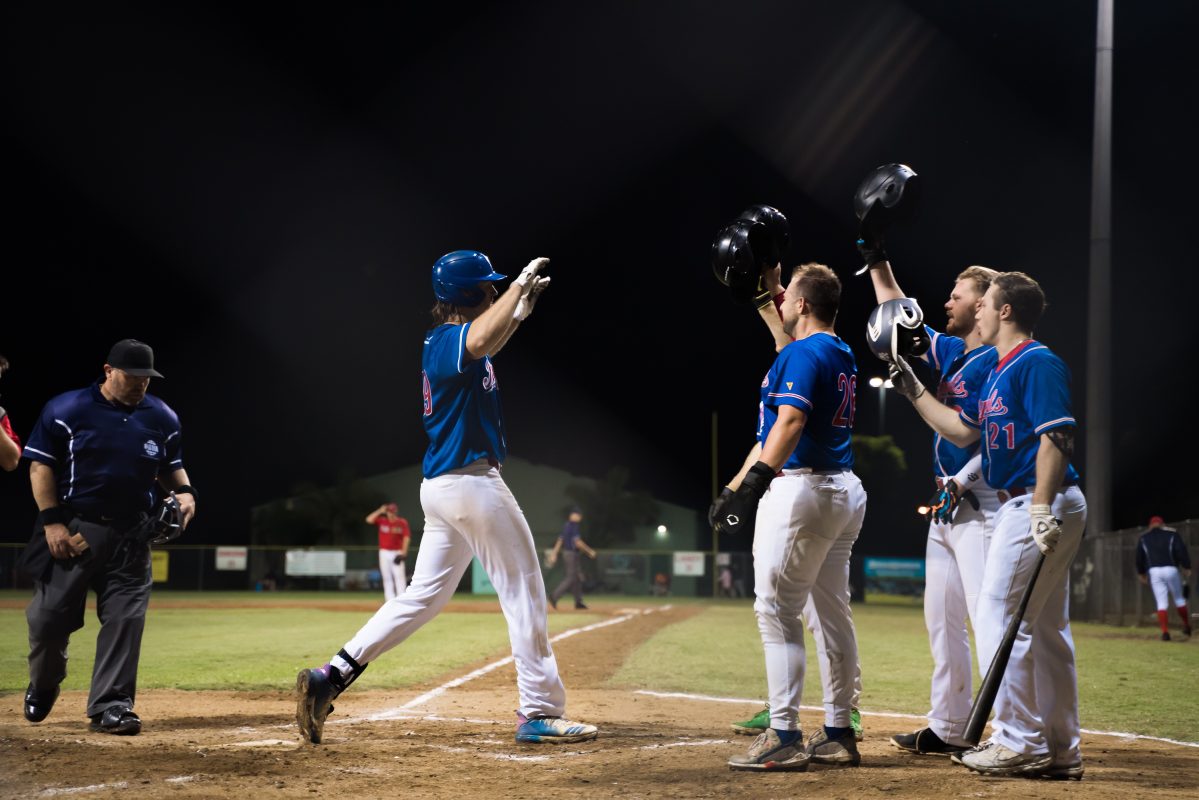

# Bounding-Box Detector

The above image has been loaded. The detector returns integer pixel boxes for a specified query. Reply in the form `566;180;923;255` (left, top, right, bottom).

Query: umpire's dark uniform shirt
21;382;183;720
23;382;183;516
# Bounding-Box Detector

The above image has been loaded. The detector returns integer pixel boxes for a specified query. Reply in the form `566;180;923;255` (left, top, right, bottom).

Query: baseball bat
964;552;1046;745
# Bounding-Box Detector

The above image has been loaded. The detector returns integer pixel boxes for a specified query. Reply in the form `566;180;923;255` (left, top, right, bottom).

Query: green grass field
2;591;1194;742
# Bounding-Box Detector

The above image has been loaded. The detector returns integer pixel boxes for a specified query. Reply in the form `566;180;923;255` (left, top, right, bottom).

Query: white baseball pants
975;485;1086;762
753;469;867;732
378;549;407;601
923;486;996;745
335;461;567;719
1148;566;1186;611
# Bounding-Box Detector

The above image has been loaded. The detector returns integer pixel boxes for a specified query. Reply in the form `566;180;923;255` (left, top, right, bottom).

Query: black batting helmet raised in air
737;205;790;269
854;163;921;227
866;297;931;362
711;219;765;304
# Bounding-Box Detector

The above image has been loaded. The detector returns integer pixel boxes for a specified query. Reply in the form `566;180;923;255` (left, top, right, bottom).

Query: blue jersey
22;383;183;517
959;340;1080;491
421;322;507;479
757;332;856;471
924;325;997;478
558;520;581;551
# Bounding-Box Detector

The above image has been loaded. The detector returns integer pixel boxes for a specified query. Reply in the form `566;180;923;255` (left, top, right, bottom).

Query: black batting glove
714;462;775;536
856;218;888;268
708;487;734;528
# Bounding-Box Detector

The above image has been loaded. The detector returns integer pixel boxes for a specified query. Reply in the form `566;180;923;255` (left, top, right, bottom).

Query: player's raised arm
465;258;548;359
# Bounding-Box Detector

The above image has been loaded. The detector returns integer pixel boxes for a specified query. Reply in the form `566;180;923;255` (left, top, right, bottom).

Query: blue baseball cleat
515;711;598;743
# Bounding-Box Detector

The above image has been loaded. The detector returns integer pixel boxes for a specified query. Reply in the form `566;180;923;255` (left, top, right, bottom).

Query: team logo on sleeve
422;370;433;416
482;359;498;392
143;439;160;457
978;387;1008;422
761;373;769;388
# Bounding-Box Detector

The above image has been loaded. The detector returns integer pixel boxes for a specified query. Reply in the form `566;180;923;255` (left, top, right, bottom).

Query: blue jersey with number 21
757;332;857;471
959;340;1080;491
421;322;507;479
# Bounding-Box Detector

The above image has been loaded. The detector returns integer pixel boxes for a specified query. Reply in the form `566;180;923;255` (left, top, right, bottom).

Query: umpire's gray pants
551;550;584;606
26;529;152;719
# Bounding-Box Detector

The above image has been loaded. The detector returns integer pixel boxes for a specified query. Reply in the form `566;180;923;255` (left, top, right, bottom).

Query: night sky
2;1;1196;556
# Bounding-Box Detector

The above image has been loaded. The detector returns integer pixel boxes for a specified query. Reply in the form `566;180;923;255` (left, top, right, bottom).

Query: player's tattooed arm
1032;430;1072;506
1047;426;1074;458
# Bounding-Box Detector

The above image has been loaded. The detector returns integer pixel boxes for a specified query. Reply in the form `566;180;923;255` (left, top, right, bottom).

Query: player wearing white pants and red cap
295;250;597;746
1136;515;1192;640
890;272;1087;780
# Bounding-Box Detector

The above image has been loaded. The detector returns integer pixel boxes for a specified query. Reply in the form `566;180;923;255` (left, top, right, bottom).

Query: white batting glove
514;276;551;320
514;257;550;294
1030;503;1062;554
888;355;925;401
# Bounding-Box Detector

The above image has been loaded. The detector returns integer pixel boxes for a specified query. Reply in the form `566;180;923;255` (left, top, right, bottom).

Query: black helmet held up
737;205;790;269
854;163;921;227
711;219;765;304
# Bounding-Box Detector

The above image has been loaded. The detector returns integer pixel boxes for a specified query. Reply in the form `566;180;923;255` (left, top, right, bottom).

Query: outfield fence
2;519;1194;627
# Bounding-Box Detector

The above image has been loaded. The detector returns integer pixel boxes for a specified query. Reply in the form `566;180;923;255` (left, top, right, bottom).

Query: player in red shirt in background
366;502;410;600
0;354;22;471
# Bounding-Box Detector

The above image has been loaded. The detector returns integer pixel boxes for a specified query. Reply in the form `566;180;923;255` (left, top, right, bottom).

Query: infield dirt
1;602;1194;799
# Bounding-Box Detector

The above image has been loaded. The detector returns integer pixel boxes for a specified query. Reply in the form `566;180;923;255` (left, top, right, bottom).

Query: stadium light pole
869;376;892;434
1087;0;1113;538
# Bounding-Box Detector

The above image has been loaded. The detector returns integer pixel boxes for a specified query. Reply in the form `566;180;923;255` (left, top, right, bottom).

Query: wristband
173;484;199;502
38;506;71;528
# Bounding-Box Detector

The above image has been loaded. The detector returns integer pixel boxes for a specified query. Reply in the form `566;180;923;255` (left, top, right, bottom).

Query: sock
1178;605;1191;625
824;725;853;740
772;728;801;746
1157;609;1170;633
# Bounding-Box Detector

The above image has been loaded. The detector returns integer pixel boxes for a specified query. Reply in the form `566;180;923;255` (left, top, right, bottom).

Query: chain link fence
1071;519;1197;626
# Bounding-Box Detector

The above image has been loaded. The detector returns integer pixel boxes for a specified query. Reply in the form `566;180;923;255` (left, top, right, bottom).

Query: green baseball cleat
850;707;863;742
731;705;770;735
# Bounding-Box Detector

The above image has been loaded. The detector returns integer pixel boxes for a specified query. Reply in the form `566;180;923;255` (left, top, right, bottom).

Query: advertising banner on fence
673;551;705;577
215;546;248;571
285;550;347;577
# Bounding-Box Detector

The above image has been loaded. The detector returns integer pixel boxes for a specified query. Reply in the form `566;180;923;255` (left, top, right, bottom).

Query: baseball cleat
1161;631;1171;641
731;705;770;735
296;667;339;744
959;742;1051;776
890;727;968;755
805;728;861;767
1039;761;1084;780
850;707;863;742
514;712;598;744
728;729;810;771
89;706;141;735
23;684;59;723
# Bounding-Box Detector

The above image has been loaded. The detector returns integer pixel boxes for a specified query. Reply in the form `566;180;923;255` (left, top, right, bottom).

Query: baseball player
0;354;22;471
295;250;597;746
713;263;867;772
728;265;865;743
1136;515;1192;640
890;271;1087;779
861;241;1000;757
366;502;410;600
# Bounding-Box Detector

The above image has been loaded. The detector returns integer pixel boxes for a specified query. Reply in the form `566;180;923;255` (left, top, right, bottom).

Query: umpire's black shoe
89;707;141;735
23;684;59;723
890;727;968;756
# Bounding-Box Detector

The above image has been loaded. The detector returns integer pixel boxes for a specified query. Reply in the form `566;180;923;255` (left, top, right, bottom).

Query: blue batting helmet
431;250;506;306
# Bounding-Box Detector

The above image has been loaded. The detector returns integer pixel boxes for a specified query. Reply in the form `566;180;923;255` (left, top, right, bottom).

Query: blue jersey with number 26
757;332;856;471
421;322;507;479
959;340;1080;491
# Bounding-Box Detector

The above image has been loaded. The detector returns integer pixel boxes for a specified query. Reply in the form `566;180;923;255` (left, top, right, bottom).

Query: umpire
19;339;197;735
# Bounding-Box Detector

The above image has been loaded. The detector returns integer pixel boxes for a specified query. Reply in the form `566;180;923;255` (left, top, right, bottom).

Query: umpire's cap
432;250;506;306
107;339;163;378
